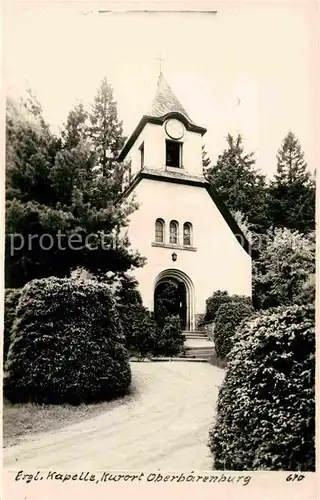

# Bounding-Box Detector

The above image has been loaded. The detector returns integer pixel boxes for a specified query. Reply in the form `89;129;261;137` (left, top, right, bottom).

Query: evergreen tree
205;134;268;232
267;131;315;232
61;102;88;149
6;96;60;205
88;78;127;197
5;90;143;288
56;101;116;210
49;143;96;207
202;145;211;171
252;227;315;309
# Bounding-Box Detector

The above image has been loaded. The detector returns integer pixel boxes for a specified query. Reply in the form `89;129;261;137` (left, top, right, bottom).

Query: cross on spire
156;55;165;76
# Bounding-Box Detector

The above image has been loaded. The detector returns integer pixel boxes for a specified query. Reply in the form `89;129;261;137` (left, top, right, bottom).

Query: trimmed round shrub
123;305;157;357
154;281;180;328
209;304;315;471
4;277;131;404
205;290;251;322
214;301;254;360
114;276;156;357
153;315;185;357
114;277;185;358
121;308;184;358
4;288;22;362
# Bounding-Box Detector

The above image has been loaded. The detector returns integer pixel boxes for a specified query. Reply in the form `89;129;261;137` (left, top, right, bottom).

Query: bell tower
119;73;207;178
117;72;252;334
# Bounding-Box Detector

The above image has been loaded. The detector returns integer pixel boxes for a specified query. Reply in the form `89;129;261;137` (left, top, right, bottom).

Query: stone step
183;331;209;339
149;357;209;363
183;331;207;335
185;347;214;352
184;332;207;335
181;352;213;361
182;347;215;359
184;335;208;340
185;344;214;349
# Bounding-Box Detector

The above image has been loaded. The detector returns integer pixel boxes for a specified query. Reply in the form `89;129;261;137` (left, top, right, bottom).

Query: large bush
209;304;315;471
205;290;251;322
214;301;254;360
154;281;180;328
115;276;184;358
124;306;157;357
121;308;184;358
114;275;156;357
153;315;185;357
296;273;315;306
253;228;315;309
4;277;131;404
4;288;22;362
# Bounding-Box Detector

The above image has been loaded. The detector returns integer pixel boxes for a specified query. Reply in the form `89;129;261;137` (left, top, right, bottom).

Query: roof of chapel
118;73;207;162
148;73;193;122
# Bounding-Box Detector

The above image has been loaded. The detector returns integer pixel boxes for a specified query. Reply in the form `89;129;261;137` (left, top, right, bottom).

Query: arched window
183;222;192;246
169;220;179;245
155;218;165;243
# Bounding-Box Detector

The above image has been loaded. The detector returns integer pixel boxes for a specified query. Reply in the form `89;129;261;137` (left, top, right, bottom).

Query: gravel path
4;362;225;470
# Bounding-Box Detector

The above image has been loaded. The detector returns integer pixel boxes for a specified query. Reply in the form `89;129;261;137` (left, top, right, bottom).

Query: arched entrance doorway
153;269;195;331
154;279;187;329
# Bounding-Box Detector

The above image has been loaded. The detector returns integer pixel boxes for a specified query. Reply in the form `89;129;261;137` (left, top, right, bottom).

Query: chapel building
118;73;252;331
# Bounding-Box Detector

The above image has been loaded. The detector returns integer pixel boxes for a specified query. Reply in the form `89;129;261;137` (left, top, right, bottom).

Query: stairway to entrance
181;331;215;361
184;330;209;340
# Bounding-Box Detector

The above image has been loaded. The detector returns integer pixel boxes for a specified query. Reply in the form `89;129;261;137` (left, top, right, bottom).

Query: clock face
165;119;185;140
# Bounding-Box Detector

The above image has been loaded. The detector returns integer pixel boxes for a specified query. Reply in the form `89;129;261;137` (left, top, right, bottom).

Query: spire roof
118;73;206;162
148;73;193;122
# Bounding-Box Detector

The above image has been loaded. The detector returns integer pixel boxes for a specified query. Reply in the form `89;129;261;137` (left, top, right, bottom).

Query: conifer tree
205;134;268;232
61;102;88;149
267;131;315;232
202;145;211;171
88;78;127;197
6;96;60;205
252;227;315;309
5;90;143;288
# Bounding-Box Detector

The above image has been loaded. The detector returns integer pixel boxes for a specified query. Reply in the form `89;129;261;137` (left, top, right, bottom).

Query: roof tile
148;73;193;122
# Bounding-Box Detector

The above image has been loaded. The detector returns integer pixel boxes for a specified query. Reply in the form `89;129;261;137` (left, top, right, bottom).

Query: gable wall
124;178;252;314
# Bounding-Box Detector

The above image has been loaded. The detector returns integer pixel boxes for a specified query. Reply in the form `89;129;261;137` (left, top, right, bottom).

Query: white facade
125;176;251;329
120;77;252;330
129;122;203;177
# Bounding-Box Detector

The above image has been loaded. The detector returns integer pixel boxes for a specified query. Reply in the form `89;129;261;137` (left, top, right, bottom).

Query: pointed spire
118;72;206;162
148;73;193;122
157;55;165;78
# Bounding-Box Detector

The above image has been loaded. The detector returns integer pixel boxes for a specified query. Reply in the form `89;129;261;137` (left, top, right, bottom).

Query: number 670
286;474;305;482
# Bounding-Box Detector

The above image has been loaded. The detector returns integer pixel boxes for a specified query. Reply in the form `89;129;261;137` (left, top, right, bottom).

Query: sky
3;2;318;177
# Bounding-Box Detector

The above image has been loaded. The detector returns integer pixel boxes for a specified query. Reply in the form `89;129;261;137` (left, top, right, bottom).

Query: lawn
4;362;225;470
3;390;136;448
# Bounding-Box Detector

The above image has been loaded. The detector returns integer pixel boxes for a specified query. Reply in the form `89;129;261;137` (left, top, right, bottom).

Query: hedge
4;277;131;404
115;277;185;358
4;288;22;362
205;290;251;322
122;304;157;357
209;304;315;471
115;276;157;357
153;314;185;357
119;306;184;358
154;281;180;328
214;301;254;360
